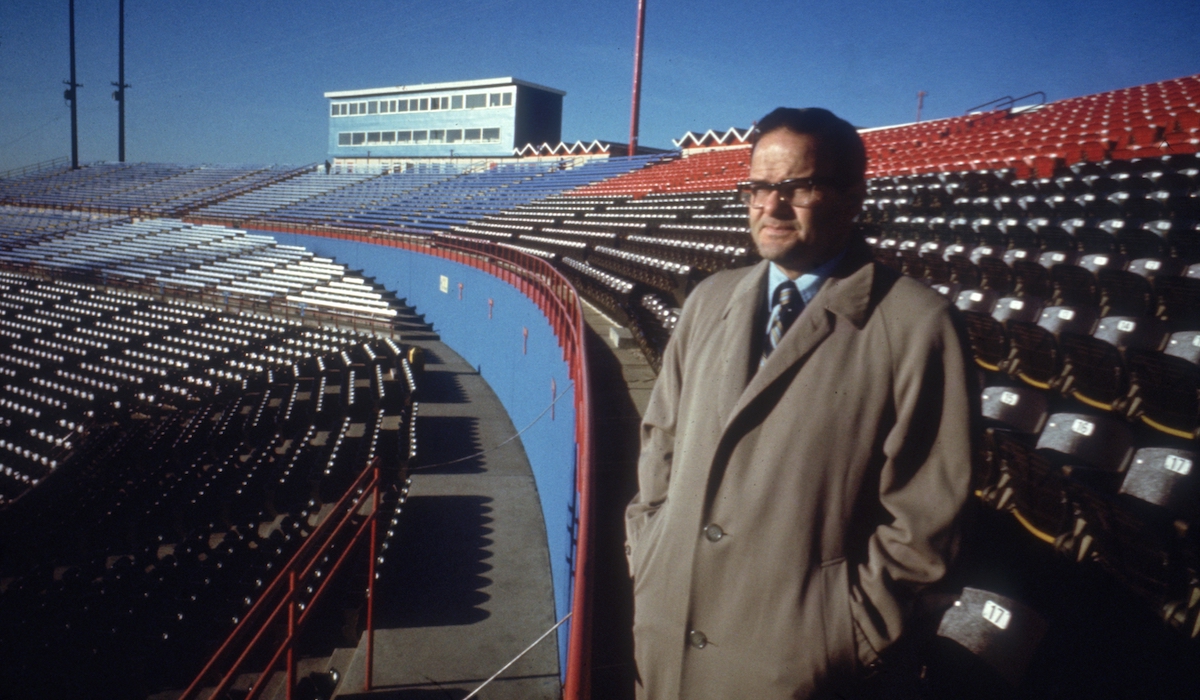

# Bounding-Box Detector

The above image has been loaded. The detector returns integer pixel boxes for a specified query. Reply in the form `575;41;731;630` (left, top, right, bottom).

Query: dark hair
752;107;866;188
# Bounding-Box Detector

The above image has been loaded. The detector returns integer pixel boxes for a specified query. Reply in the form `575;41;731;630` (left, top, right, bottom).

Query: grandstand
0;71;1199;698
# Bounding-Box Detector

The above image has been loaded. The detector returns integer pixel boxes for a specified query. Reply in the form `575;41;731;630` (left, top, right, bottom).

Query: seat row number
1165;455;1193;476
982;600;1012;630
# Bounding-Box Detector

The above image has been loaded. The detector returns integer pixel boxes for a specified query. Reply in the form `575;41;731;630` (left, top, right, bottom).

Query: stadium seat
1036;412;1134;474
982;384;1050;435
932;588;1048;691
1127;344;1200;440
1059;315;1164;410
1119;447;1199;513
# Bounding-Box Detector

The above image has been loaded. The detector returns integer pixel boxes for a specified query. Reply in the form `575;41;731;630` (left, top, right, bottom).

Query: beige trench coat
625;241;975;699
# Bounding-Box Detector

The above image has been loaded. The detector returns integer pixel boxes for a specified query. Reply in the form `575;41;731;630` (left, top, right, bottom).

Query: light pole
628;0;647;157
65;0;82;169
112;0;131;161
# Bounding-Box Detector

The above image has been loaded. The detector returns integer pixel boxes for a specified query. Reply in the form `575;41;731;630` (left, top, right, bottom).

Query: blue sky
1;0;1197;171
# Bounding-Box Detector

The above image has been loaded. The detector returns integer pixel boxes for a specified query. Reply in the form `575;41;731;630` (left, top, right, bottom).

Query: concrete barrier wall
263;232;577;671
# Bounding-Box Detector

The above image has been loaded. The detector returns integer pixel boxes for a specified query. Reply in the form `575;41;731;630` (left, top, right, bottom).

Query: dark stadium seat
1154;273;1200;330
1119;447;1199;513
1038;304;1100;337
963;312;1009;372
1099;265;1160;316
992;295;1044;324
1059;315;1164;410
981;385;1050;435
932;588;1048;691
1006;304;1099;390
1036;412;1134;474
1058;217;1113;253
1164;330;1200;363
1127;345;1200;440
956;289;999;315
1049;262;1101;308
991;430;1070;533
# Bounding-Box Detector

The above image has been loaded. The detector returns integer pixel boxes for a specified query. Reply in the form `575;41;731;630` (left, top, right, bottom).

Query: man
624;107;975;699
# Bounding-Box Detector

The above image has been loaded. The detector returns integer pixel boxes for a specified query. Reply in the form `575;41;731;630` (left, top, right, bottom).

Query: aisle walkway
336;308;560;700
579;302;654;700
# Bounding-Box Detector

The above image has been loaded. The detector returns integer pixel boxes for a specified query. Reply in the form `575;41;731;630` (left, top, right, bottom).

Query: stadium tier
0;217;400;330
0;271;414;697
187;155;666;232
0;162;309;218
570;72;1200;198
1;72;1199;698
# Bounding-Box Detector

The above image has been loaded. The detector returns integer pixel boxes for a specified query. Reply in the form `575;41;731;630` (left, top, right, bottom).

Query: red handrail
179;462;383;700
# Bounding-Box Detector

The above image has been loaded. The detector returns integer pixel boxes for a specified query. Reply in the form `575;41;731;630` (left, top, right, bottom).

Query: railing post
287;570;297;700
366;464;380;691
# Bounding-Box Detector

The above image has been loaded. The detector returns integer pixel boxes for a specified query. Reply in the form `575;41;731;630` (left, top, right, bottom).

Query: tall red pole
628;0;647;157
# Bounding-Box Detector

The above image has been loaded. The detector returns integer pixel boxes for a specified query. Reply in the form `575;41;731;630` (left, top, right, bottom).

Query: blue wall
263;232;578;671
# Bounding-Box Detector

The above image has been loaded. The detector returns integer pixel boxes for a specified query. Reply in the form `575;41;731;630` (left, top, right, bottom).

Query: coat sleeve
849;302;977;668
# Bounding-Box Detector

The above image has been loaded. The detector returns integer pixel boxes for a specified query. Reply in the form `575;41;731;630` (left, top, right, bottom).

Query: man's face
747;129;864;277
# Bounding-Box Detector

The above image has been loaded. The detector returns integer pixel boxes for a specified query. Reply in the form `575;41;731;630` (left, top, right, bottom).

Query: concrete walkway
335;308;560;700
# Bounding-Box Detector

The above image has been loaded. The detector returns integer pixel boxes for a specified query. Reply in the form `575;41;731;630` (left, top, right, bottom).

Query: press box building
325;77;565;169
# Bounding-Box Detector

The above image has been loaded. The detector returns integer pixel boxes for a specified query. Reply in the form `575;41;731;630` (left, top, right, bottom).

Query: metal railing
179;460;386;700
0;156;70;180
965;91;1047;115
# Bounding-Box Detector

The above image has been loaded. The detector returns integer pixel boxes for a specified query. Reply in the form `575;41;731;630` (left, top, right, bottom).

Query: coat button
704;524;724;542
624;544;632;556
687;629;708;649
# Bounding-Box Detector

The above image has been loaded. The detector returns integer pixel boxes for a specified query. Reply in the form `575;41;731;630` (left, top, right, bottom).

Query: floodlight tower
112;0;130;162
628;0;647;157
64;0;82;169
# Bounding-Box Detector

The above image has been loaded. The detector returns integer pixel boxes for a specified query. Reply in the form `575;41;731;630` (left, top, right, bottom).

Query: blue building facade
325;77;564;166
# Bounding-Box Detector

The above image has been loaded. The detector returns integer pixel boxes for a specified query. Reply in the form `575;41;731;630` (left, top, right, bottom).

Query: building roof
514;140;671;157
324;77;566;99
672;127;753;149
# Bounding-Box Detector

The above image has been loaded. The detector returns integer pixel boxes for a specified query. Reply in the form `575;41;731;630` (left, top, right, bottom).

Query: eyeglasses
736;177;839;208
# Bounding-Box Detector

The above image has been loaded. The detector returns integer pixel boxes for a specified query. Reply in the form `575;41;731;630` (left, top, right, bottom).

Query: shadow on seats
374;495;493;628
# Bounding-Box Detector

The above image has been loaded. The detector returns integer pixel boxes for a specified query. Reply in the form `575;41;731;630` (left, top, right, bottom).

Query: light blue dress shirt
759;249;848;368
765;248;848;311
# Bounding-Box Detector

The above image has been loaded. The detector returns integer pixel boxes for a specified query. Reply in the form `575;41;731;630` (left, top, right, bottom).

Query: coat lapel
724;243;877;432
714;261;768;431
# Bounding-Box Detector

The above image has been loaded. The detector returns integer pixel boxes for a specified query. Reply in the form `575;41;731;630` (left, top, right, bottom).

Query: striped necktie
763;280;801;362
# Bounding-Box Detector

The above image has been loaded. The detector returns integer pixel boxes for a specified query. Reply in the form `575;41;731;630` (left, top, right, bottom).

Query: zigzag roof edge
673;126;753;149
514;140;621;156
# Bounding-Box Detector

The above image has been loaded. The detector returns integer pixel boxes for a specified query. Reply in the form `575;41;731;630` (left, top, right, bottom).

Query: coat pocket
818;558;857;676
628;510;669;595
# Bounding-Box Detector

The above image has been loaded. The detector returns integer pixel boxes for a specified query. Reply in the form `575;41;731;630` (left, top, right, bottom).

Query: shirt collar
766;247;849;308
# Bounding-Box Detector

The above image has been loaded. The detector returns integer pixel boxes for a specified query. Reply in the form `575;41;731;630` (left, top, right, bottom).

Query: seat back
1120;447;1199;512
1035;412;1134;473
936;587;1048;688
981;385;1049;435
